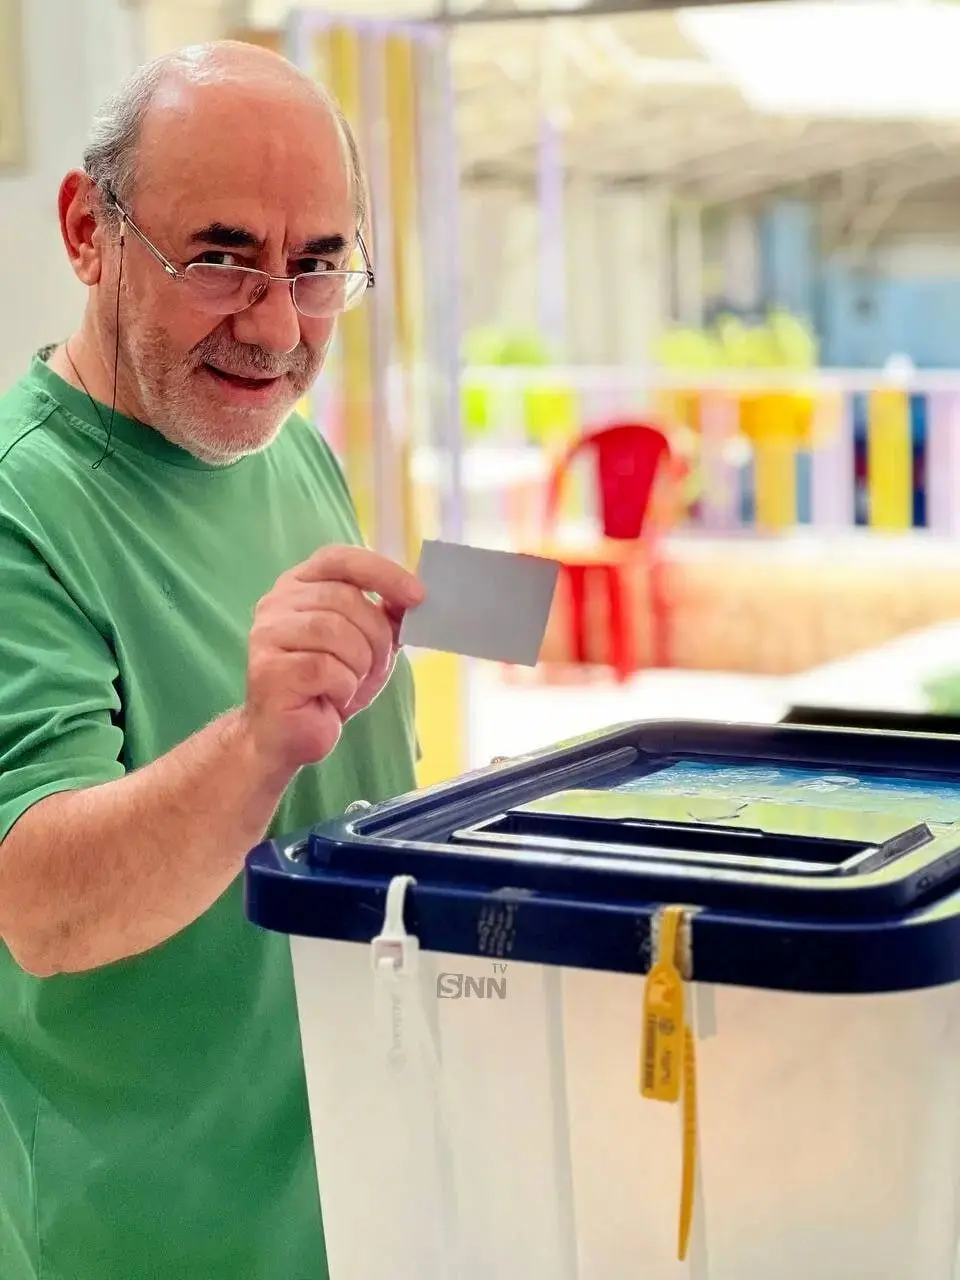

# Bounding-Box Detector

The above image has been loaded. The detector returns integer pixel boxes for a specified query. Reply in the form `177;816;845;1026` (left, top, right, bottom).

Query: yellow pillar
323;26;377;545
411;653;467;786
750;394;799;533
867;389;913;530
385;33;423;569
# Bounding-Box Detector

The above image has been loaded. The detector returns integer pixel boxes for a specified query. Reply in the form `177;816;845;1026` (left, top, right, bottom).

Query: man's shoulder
0;366;79;494
0;367;58;456
0;375;92;514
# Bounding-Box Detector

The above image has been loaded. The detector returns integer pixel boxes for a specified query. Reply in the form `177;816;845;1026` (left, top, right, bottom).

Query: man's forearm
0;709;296;977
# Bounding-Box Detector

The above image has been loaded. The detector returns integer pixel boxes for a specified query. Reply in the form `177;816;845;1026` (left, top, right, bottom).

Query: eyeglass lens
182;264;369;318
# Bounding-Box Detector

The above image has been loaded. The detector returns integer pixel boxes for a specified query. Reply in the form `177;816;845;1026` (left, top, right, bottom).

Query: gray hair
81;47;368;231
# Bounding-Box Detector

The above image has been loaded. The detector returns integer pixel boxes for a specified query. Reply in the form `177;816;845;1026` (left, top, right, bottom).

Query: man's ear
58;170;107;286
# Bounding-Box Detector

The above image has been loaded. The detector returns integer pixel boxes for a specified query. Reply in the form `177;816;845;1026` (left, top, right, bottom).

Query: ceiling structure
243;1;960;237
448;7;960;220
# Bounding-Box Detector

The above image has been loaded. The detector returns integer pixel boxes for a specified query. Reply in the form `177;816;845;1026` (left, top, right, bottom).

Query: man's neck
47;329;130;416
45;341;84;391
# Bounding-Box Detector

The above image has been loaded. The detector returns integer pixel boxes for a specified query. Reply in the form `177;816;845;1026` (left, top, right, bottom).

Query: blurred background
9;0;960;781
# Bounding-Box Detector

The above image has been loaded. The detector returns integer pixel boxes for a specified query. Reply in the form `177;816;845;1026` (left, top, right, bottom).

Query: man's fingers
248;650;360;716
293;544;424;611
292;653;360;713
262;611;375;679
283;582;396;668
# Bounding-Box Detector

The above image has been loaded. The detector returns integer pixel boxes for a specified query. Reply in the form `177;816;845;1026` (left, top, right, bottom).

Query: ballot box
246;720;960;1280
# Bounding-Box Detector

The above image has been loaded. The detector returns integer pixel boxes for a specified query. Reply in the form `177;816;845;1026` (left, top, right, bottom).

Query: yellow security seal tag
640;904;686;1103
640;905;699;1262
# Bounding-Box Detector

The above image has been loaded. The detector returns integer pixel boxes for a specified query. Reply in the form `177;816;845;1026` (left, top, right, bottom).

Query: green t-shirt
0;353;418;1280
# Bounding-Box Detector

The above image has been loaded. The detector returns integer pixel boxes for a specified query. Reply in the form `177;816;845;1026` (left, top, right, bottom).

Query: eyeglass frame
97;185;376;318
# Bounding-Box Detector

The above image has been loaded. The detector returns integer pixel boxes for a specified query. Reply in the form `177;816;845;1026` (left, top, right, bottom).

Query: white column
564;178;608;366
722;205;762;312
458;183;537;447
596;186;671;370
675;201;704;327
495;191;540;335
460;185;537;337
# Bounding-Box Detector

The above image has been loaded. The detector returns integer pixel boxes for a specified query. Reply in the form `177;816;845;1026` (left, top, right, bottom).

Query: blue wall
818;271;960;368
759;200;817;323
758;197;960;369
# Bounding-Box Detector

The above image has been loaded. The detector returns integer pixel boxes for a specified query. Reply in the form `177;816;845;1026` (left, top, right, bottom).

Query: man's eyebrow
186;225;349;258
188;223;261;250
299;234;349;257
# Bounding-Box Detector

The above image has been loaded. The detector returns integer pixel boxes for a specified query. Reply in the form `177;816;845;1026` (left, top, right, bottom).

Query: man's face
95;83;355;464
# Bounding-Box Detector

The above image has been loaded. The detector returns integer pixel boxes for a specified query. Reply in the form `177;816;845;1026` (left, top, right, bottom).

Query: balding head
82;40;366;229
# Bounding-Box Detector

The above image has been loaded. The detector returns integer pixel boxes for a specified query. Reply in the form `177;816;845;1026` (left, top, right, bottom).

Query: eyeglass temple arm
357;231;375;288
99;186;180;278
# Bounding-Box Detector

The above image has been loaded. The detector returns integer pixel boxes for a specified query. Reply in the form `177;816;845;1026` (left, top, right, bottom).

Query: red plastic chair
541;421;675;680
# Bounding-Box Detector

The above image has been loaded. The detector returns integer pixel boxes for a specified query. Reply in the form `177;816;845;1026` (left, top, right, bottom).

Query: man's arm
0;710;292;976
0;535;424;978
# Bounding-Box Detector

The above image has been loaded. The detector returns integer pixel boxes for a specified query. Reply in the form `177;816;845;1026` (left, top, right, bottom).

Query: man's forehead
136;150;354;247
137;78;353;210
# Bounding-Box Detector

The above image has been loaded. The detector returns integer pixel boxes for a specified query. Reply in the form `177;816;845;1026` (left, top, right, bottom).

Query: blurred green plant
460;326;576;445
462;326;553;367
653;307;819;371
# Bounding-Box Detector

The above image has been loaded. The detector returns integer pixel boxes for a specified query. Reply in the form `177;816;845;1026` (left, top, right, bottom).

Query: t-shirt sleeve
0;517;125;842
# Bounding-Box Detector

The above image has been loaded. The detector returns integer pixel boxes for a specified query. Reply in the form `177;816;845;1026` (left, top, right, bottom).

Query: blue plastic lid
245;721;960;994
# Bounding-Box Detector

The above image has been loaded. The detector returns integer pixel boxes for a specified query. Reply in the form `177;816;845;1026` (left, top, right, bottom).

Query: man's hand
243;545;425;775
0;541;425;975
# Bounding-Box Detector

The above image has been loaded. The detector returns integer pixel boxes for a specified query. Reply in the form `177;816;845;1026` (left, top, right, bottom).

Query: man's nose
230;278;301;356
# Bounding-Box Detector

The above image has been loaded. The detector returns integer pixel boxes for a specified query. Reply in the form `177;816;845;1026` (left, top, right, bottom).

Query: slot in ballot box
246;721;960;1280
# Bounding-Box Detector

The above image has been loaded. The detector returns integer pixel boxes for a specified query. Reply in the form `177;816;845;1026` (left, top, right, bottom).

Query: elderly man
0;39;424;1280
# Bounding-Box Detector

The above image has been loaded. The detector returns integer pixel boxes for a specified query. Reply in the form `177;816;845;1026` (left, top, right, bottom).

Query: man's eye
295;258;338;275
193;251;244;268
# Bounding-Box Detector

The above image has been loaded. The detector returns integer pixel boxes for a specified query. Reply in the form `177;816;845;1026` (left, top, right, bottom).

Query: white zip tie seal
371;874;420;977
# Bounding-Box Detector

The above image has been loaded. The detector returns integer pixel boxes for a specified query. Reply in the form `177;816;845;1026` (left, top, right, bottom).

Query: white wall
0;0;138;389
144;0;242;57
0;0;238;393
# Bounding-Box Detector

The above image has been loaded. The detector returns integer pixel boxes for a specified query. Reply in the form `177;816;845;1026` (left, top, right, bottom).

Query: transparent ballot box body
245;721;960;1280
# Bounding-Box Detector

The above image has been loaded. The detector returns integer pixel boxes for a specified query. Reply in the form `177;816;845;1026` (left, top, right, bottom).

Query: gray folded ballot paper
399;539;561;666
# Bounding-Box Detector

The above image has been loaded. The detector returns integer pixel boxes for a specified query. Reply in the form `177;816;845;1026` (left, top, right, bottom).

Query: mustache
190;334;310;379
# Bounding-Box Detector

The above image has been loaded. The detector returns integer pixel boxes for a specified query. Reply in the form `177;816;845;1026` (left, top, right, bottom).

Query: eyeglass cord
64;218;125;470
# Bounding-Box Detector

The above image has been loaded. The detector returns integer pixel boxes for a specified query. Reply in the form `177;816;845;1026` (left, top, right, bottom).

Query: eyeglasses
110;196;375;320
